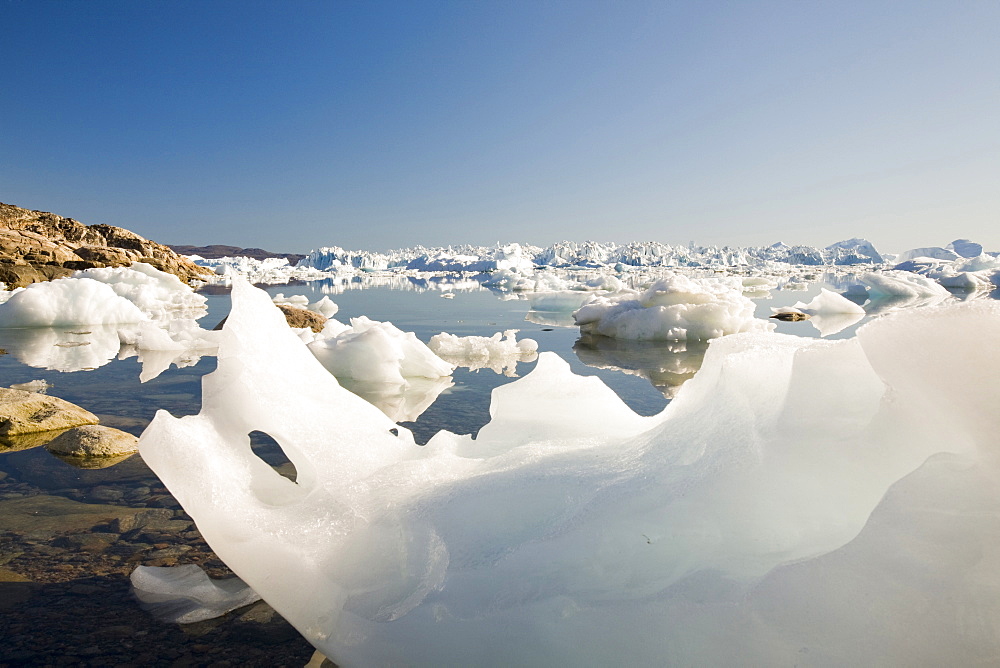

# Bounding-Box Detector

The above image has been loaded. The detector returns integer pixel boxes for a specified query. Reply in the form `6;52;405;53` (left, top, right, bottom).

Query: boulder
0;387;99;436
276;304;327;332
0;202;212;288
45;424;139;457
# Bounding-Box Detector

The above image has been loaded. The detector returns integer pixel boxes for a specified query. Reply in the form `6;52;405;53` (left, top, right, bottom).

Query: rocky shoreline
0;202;211;289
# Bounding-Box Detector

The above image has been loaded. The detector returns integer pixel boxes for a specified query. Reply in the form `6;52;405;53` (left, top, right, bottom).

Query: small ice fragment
130;564;261;624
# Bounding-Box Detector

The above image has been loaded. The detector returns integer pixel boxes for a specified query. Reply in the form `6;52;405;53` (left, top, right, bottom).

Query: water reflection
573;334;709;398
337;377;454;423
0;326;123;371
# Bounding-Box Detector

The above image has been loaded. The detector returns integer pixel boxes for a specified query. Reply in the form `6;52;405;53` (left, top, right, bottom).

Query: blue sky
2;0;997;254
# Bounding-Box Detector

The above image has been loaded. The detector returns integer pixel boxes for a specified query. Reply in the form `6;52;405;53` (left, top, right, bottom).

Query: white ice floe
0;278;148;328
139;279;1000;666
428;330;538;376
74;263;207;321
308;316;455;384
573;273;772;340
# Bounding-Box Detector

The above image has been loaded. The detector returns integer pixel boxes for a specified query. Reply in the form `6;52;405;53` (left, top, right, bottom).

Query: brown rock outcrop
276;304;328;333
0;202;212;289
0;387;100;437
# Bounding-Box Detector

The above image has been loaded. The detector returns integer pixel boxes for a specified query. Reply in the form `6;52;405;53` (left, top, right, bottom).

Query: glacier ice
139;278;1000;665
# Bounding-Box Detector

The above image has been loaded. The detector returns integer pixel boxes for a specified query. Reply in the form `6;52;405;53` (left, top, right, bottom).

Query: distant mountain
168;244;305;265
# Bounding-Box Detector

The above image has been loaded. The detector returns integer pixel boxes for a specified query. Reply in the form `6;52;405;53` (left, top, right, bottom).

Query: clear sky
2;0;997;254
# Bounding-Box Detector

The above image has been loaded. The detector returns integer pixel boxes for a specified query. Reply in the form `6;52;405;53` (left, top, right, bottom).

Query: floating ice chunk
8;379;51;394
75;263;207;320
272;293;310;308
428;330;538;376
0;278;147;328
895;247;960;263
573;273;772;340
130;564;261;624
308;316;455;384
310;296;339;318
859;271;950;300
139;281;1000;665
782;288;867;336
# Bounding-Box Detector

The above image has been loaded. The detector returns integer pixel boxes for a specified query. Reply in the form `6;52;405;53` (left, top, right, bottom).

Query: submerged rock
0;387;99;436
46;424;139;457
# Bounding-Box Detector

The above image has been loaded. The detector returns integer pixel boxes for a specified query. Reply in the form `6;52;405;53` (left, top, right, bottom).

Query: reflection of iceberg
140;280;1000;666
573;334;707;397
337;377;454;423
0;326;123;371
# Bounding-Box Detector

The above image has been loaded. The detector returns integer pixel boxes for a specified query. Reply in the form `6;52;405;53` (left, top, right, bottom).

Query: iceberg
74;263;207;321
0;277;147;328
428;330;538;376
139;279;1000;665
573;273;772;340
308;316;455;384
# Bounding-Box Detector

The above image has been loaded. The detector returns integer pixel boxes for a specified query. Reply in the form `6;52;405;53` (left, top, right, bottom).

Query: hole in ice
389;427;399;436
248;430;297;483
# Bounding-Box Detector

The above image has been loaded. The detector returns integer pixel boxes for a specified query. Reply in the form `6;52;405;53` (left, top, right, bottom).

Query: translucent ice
139;280;1000;666
131;564;261;624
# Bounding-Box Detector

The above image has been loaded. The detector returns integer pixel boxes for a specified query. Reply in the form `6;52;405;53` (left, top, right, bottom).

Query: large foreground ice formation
139;279;1000;666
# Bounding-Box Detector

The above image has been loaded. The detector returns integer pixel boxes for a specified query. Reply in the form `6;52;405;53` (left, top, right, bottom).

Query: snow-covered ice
139;279;1000;665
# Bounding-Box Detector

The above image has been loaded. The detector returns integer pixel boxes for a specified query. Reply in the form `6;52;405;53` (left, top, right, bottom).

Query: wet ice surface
3;270;999;666
138;279;1000;666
